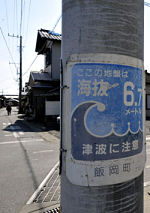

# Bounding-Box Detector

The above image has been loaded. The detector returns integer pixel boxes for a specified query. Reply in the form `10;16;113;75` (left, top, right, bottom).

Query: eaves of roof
32;85;53;89
39;30;61;41
35;29;61;54
31;71;52;82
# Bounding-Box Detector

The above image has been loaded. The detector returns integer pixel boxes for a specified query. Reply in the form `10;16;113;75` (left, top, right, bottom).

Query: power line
0;26;18;70
12;0;17;56
22;0;26;37
4;0;9;34
24;0;32;45
20;0;23;36
15;0;19;35
23;39;48;77
9;63;18;82
23;55;38;77
52;15;62;31
23;12;62;77
13;0;15;32
15;0;19;39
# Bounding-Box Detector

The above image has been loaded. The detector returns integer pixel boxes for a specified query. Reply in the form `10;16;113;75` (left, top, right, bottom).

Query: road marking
26;162;59;205
33;150;53;154
0;140;32;145
0;138;44;145
19;132;24;135
13;132;24;137
145;165;150;169
144;181;150;187
4;134;12;137
146;136;150;140
13;132;19;138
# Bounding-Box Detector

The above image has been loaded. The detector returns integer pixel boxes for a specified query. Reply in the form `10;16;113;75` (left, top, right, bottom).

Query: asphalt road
1;106;150;213
0;107;59;213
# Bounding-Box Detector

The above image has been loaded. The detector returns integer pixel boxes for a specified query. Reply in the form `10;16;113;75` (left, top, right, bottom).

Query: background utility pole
19;35;22;114
61;1;145;213
8;34;23;113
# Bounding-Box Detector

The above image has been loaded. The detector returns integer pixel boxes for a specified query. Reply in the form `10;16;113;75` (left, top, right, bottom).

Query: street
1;106;150;212
0;107;59;213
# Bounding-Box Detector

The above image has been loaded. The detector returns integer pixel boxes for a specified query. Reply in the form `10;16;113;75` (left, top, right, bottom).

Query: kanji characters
109;165;119;175
122;141;131;152
94;80;110;96
104;70;112;78
78;79;91;96
82;144;93;155
123;163;131;172
95;144;107;155
95;167;105;177
93;162;132;178
113;70;120;78
92;80;119;97
82;140;140;157
77;79;119;97
132;140;139;150
76;67;128;78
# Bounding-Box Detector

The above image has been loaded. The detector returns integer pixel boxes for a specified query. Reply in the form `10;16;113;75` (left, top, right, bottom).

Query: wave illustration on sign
71;101;143;161
82;101;143;137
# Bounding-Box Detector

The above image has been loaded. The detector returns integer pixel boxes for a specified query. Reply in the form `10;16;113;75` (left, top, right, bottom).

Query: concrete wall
45;101;60;115
44;41;61;80
52;42;61;80
146;72;150;118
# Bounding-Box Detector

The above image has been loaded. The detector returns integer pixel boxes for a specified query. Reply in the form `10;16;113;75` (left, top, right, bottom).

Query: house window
146;94;150;109
46;49;52;67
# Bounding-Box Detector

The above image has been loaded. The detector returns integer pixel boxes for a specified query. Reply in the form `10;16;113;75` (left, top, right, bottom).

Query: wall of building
45;64;52;76
51;42;61;80
45;101;60;115
146;71;150;119
146;85;150;119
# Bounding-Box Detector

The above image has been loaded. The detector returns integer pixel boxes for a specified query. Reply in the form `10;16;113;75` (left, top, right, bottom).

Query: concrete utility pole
19;35;22;114
8;33;22;113
61;0;145;213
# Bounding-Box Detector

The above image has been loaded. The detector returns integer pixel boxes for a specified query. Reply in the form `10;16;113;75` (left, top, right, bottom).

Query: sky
0;0;62;95
0;1;150;95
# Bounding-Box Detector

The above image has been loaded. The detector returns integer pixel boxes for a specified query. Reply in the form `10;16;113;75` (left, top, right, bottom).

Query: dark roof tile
39;30;61;41
31;71;52;81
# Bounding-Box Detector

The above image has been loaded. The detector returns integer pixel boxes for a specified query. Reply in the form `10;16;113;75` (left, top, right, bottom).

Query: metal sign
66;54;145;186
71;63;143;160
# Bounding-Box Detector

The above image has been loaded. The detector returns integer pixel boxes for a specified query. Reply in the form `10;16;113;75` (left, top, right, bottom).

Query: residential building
146;70;150;119
25;29;61;123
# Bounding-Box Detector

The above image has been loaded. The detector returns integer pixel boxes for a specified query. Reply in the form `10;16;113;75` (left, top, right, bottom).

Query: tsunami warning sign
66;54;145;186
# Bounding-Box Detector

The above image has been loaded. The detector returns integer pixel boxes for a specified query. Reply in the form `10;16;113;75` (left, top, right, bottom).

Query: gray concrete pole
61;1;145;212
19;35;22;114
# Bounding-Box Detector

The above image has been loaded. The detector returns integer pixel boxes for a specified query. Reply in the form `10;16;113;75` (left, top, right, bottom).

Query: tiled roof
35;29;61;54
38;30;61;41
31;71;52;81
